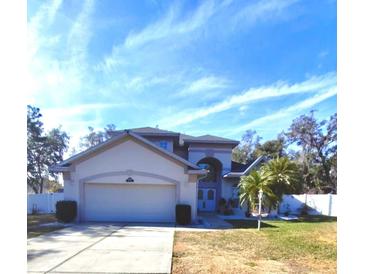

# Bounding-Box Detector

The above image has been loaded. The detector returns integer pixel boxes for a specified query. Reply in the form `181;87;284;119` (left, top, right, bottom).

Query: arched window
198;163;217;183
198;189;203;200
207;190;215;200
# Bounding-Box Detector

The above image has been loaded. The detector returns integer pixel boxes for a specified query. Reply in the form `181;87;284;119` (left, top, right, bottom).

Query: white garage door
84;183;176;222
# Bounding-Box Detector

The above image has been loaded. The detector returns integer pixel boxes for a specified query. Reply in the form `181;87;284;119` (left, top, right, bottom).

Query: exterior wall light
126;177;134;183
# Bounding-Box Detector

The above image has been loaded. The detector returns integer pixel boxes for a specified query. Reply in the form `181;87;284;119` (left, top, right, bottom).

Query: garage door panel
84;183;175;222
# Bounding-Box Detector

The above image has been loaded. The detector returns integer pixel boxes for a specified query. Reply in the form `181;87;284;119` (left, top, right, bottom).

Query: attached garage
84;183;176;222
51;131;204;223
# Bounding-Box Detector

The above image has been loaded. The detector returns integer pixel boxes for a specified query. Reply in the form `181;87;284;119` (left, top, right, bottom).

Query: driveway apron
27;223;175;274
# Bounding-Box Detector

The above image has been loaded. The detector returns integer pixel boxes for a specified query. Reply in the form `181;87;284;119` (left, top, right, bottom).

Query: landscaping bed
172;216;336;273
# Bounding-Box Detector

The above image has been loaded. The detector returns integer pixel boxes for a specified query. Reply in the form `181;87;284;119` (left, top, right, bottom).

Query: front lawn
27;214;64;238
172;216;336;273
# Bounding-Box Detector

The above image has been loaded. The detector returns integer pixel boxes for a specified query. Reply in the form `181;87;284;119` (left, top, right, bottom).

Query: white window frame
159;140;168;150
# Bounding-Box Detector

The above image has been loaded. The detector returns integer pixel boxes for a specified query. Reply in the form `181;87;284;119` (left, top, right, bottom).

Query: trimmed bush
224;208;234;215
176;204;191;225
218;198;227;207
299;204;311;216
218;198;227;214
56;200;77;223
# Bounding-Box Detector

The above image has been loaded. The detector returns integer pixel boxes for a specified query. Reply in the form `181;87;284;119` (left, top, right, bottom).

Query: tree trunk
40;177;44;193
319;154;332;186
36;162;44;194
31;184;39;194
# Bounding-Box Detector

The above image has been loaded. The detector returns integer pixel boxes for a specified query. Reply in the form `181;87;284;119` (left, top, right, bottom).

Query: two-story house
50;127;262;223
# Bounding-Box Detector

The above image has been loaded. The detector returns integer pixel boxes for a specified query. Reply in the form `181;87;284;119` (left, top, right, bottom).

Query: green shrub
56;200;77;223
176;204;191;225
224;208;234;215
219;198;226;207
300;204;311;216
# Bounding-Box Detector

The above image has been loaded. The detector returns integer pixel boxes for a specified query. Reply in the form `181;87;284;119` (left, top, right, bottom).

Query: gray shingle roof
183;134;238;143
179;133;196;139
111;127;239;145
231;161;252;172
223;156;266;178
129;127;180;135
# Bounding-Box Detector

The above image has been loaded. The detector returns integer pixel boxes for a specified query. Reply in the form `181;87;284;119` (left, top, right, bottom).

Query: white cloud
67;0;95;65
124;75;171;91
28;0;63;58
42;103;122;119
227;86;337;135
27;0;336;149
232;0;298;28
124;0;297;49
41;103;123;136
160;72;337;128
124;0;217;49
27;0;96;106
97;0;299;75
28;0;65;104
96;1;223;73
41;103;125;155
318;50;329;58
176;76;229;97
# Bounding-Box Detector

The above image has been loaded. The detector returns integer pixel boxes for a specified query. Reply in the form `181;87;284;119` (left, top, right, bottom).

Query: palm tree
263;157;300;204
238;170;278;215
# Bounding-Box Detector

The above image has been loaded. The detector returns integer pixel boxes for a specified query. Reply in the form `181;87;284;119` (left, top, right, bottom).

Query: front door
198;188;216;211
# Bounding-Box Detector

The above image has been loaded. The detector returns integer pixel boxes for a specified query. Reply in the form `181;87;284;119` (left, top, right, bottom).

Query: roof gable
223;156;266;178
50;131;202;172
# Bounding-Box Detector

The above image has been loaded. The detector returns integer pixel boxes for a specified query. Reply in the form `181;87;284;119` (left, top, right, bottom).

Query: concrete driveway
27;223;175;274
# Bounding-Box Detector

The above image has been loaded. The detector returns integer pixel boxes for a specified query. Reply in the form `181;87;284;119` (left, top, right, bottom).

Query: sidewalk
198;213;233;229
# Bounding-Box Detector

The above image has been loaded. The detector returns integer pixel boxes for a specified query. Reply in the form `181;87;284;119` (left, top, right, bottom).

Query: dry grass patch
173;230;290;274
172;217;336;274
27;214;64;238
28;213;57;226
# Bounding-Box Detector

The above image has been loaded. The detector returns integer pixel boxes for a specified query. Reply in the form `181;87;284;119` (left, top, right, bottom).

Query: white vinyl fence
279;194;337;216
27;193;64;214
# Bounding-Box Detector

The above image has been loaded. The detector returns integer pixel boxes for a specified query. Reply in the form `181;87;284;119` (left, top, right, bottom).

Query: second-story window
159;140;168;150
198;163;217;183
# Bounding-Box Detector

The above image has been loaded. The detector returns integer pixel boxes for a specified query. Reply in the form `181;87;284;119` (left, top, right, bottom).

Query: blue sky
27;0;337;150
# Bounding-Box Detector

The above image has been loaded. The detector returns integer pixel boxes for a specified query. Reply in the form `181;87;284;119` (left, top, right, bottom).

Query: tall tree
253;133;287;159
27;105;44;193
79;124;117;150
27;106;69;193
104;124;117;139
44;179;63;193
239;157;301;215
263;157;301;201
286;112;337;192
79;126;105;149
238;170;277;214
233;130;262;164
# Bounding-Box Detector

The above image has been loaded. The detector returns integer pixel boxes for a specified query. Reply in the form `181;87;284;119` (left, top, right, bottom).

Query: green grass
227;216;337;261
172;216;337;274
27;214;65;238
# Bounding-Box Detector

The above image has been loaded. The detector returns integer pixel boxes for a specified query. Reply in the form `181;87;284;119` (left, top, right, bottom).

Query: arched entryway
197;157;222;212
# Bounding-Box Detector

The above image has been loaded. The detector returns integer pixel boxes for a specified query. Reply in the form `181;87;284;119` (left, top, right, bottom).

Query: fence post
50;193;54;213
328;193;333;216
47;194;50;213
305;193;308;206
50;193;53;213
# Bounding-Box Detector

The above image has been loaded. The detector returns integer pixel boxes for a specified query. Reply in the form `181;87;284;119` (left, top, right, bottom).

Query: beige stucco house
50;127;262;223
